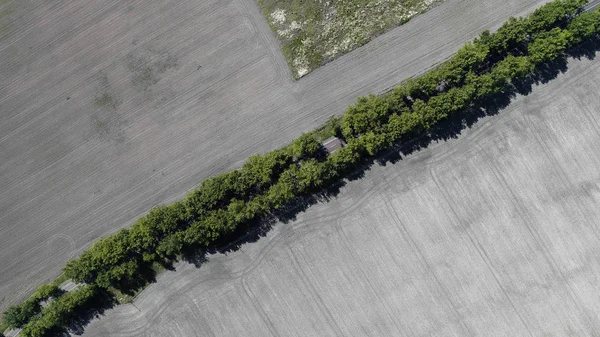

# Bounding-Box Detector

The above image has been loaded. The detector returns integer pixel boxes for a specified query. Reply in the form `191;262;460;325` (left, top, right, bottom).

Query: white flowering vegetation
258;0;442;78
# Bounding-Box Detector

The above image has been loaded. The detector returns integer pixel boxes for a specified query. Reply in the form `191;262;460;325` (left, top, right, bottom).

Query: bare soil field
82;53;600;337
0;0;551;311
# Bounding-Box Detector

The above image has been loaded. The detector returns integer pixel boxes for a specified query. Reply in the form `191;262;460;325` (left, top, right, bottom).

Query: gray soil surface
0;0;551;309
83;53;600;337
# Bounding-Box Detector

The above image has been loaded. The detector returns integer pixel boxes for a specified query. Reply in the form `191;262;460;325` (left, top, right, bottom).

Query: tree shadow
46;288;117;337
66;289;116;336
178;40;600;269
204;179;346;257
48;36;600;337
568;36;600;61
386;46;597;160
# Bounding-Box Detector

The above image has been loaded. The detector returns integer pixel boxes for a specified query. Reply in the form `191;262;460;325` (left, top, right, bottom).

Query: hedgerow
2;285;60;330
3;1;599;335
19;286;100;337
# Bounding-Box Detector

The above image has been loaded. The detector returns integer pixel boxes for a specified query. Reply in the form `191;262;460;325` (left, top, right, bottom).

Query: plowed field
0;0;551;312
83;41;600;337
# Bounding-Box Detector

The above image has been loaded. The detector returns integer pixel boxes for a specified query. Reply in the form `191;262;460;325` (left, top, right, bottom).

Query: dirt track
0;0;551;308
83;53;600;336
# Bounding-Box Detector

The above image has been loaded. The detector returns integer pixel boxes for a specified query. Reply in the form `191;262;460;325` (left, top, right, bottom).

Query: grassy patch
93;73;120;110
107;287;136;305
107;262;166;305
51;273;69;288
310;116;342;142
126;48;178;91
94;92;119;110
150;261;166;275
258;0;441;78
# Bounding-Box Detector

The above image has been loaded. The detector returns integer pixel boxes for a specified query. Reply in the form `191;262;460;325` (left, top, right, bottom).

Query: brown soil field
83;52;600;337
0;0;551;311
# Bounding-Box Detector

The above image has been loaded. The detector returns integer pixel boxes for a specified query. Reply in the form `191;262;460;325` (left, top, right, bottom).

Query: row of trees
2;285;60;329
19;286;100;337
341;0;588;138
4;1;599;335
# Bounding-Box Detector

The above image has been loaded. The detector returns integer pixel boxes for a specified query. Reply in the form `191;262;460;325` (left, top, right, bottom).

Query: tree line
3;1;599;335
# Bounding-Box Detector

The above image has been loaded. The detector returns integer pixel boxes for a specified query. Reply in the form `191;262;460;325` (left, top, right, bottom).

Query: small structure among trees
321;136;346;155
